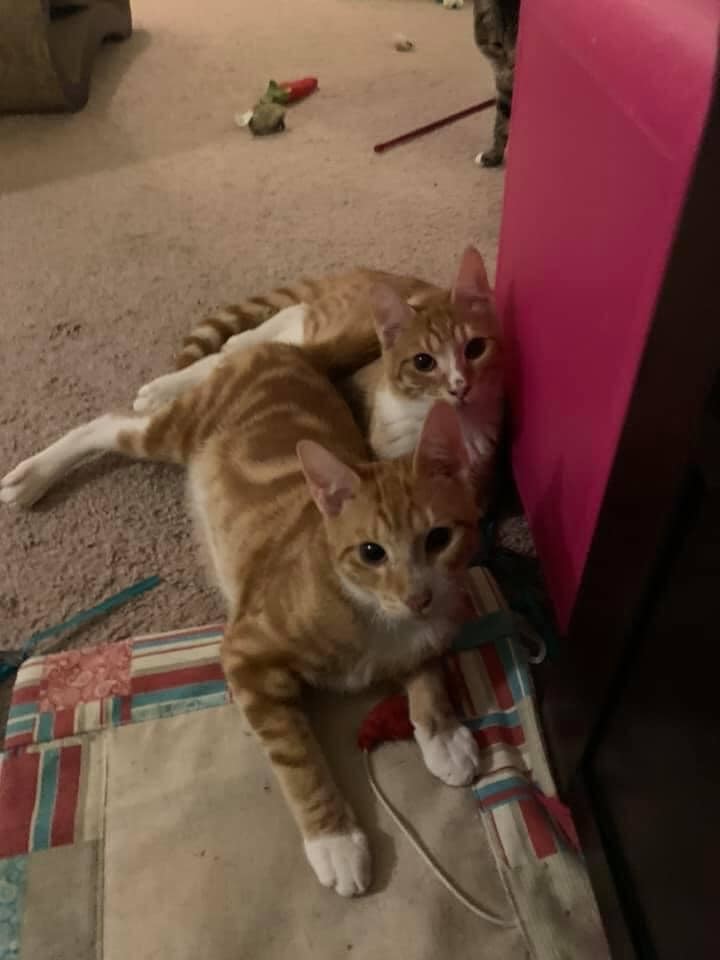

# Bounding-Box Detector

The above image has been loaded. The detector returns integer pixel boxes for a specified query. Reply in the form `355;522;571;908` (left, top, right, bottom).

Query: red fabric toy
357;662;464;752
357;694;414;752
265;77;318;105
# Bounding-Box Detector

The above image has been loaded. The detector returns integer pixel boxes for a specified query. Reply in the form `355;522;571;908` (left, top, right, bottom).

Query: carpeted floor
0;0;504;652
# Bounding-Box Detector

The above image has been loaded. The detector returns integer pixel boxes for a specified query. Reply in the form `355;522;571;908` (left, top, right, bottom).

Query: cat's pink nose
407;589;433;614
449;382;469;401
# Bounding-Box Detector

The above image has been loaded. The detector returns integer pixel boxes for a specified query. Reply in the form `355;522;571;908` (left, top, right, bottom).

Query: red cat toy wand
374;97;496;154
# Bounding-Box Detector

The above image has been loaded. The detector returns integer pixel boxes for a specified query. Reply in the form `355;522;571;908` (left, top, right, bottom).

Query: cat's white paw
304;829;371;897
475;149;504;168
414;722;480;786
133;372;185;413
1;455;52;508
443;0;464;8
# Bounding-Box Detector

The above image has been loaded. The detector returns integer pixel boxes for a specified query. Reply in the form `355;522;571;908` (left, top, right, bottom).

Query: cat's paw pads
304;829;371;897
415;722;480;786
133;374;183;413
442;0;464;8
0;456;51;508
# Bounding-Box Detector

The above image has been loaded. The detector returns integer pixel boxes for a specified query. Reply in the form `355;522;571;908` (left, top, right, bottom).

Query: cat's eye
425;527;452;554
413;353;436;372
464;338;486;360
358;542;387;566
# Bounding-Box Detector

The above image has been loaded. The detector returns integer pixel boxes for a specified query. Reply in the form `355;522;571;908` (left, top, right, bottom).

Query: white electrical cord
363;751;517;928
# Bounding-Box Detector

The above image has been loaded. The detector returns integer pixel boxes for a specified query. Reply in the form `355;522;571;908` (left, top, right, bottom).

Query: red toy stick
374;97;496;154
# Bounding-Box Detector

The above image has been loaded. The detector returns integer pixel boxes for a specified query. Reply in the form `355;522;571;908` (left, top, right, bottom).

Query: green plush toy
235;77;318;136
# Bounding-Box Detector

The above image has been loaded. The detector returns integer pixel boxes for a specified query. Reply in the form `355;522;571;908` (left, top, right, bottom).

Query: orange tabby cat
133;248;503;501
1;342;480;898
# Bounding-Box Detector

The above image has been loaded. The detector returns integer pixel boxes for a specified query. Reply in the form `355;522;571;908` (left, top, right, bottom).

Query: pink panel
495;0;717;629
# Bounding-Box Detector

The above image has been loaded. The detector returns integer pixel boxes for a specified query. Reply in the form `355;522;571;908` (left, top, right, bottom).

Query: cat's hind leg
1;412;154;508
134;303;309;413
133;354;222;413
221;301;308;351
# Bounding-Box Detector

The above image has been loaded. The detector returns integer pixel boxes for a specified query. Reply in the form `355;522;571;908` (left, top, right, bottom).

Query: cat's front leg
406;661;481;786
224;649;371;897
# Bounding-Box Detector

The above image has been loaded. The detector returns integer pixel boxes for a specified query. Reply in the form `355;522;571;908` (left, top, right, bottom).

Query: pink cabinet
496;0;717;631
494;4;720;954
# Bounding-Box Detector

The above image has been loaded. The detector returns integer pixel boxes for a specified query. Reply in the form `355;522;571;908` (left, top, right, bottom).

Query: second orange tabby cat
134;247;504;501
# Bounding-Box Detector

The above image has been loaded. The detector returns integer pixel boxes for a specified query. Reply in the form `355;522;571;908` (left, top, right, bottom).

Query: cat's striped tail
176;280;320;369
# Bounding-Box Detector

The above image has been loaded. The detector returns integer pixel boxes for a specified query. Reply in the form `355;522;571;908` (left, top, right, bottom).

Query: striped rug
0;569;608;960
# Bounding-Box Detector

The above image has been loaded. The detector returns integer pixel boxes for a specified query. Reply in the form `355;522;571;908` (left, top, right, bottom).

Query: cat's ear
370;283;415;349
297;440;361;517
413;401;469;482
451;246;492;314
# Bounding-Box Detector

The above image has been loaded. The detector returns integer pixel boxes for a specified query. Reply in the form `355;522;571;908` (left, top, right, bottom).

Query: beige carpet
0;0;504;651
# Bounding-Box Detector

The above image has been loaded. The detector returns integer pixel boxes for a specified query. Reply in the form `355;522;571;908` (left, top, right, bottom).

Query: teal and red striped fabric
4;625;227;752
0;624;227;859
0;597;564;866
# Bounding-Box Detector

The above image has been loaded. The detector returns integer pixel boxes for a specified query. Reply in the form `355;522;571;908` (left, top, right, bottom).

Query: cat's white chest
371;387;433;459
328;618;450;692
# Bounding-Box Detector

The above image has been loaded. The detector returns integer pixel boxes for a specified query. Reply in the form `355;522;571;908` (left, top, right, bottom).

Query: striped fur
176;277;321;368
1;342;480;896
175;269;431;369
